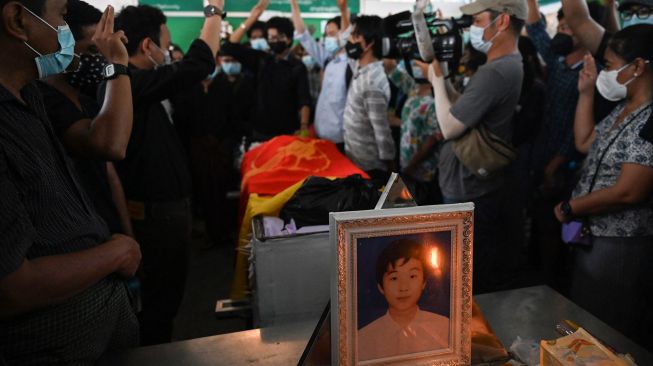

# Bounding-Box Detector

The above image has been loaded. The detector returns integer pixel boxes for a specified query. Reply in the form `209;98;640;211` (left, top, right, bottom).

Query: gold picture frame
330;204;474;365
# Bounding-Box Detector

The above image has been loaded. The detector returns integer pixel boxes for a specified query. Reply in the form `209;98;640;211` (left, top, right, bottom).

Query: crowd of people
0;0;651;363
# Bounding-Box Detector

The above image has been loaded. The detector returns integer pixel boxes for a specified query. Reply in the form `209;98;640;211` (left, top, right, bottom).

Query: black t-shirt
172;72;256;143
100;39;215;202
37;81;122;234
222;43;311;138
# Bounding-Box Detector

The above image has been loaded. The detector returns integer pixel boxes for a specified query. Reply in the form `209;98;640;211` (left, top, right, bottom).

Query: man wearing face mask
526;4;589;191
110;1;223;345
342;15;395;183
427;0;525;293
172;50;255;249
0;0;142;363
223;16;311;140
37;0;133;238
562;0;653;143
290;0;351;149
228;0;269;52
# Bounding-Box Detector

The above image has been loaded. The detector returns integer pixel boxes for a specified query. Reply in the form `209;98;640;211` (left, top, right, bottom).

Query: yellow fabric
230;179;307;299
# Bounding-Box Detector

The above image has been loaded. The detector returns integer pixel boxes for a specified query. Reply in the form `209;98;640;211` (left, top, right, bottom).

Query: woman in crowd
554;24;653;348
383;58;442;204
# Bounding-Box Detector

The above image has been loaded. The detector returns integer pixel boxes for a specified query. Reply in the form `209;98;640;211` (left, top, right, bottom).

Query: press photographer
419;0;526;293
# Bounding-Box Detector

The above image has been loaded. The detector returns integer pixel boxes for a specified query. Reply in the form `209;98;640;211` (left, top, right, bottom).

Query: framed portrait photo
330;204;473;366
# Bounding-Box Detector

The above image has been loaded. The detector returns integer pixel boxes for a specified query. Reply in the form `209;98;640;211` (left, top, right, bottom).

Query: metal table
100;285;653;365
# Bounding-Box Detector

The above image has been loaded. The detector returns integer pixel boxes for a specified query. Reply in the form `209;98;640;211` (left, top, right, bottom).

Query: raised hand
208;0;225;9
92;6;129;66
414;0;430;15
336;0;348;11
435;8;443;19
383;58;397;74
578;54;598;96
255;0;270;12
414;59;430;77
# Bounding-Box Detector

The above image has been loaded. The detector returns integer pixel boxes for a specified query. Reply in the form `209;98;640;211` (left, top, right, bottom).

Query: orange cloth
240;135;367;197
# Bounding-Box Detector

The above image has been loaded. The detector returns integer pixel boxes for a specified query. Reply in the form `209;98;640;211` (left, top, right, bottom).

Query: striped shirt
343;60;394;172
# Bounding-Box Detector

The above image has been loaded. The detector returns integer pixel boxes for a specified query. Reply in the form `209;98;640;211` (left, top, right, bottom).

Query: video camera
383;11;472;66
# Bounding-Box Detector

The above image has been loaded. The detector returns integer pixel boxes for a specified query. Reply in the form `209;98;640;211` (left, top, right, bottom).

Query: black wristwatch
102;64;130;80
560;201;573;218
204;4;227;19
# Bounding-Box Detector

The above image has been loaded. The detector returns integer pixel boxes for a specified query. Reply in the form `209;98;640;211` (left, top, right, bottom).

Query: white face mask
596;63;636;101
469;15;501;54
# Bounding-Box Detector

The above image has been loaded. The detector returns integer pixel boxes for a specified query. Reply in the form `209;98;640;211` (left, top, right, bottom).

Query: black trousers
132;198;191;346
189;135;234;245
571;236;653;350
444;186;519;294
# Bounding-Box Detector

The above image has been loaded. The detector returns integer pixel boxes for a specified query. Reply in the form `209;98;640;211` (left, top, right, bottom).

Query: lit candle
430;248;439;269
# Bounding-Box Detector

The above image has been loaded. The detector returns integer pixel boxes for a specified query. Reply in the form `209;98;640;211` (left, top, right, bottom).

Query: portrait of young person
356;232;452;362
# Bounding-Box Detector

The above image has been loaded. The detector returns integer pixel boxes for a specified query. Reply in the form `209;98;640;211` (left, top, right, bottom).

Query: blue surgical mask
411;61;425;79
250;38;269;51
22;6;76;78
149;42;171;68
622;16;653;28
206;66;221;80
469;16;501;54
302;55;316;69
222;62;242;76
398;59;407;72
324;36;340;54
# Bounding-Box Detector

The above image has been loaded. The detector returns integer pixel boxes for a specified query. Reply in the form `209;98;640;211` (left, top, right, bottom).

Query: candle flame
430;248;439;269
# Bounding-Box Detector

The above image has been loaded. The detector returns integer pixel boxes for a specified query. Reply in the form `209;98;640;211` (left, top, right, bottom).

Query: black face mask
269;41;288;54
68;53;108;88
345;41;363;60
551;33;574;56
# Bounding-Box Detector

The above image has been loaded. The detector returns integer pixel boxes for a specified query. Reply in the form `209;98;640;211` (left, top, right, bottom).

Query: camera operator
427;0;526;293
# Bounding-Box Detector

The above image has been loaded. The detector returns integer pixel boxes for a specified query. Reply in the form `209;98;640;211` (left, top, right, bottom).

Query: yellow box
540;328;628;366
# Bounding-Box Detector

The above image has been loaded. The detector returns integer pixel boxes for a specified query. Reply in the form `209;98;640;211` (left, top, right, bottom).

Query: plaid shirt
527;20;582;167
343;60;394;172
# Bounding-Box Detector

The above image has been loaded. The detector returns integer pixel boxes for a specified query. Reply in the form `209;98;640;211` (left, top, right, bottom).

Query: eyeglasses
620;6;651;20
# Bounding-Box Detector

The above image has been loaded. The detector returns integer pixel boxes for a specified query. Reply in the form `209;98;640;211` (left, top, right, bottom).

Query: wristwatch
204;4;227;19
102;64;130;80
560;201;573;218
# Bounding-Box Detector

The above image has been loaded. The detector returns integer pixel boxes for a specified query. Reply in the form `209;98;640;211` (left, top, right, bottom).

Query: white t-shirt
357;308;449;361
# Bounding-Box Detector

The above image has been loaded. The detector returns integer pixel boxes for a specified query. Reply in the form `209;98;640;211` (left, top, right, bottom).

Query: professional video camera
383;11;472;68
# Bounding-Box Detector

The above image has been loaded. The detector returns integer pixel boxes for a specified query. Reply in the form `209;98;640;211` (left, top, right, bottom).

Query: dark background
356;231;452;329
